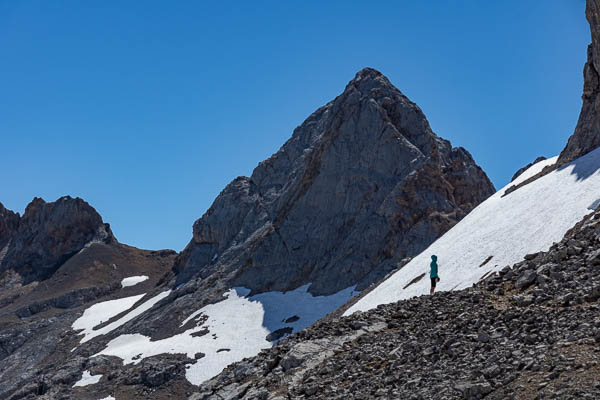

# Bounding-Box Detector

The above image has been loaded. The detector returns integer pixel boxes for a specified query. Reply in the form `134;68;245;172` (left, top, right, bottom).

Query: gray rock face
0;196;115;284
559;0;600;164
175;67;495;296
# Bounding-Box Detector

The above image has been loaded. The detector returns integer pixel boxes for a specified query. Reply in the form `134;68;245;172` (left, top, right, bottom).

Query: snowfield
346;148;600;315
72;294;145;343
72;370;102;387
72;291;170;344
93;284;357;385
120;275;149;288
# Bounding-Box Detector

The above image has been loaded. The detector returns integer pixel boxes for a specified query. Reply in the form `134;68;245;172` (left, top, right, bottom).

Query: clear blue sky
0;1;589;251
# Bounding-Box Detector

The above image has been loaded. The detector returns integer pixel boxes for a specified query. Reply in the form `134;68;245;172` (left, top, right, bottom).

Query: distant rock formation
0;196;115;284
559;0;600;164
0;196;175;399
0;203;19;263
175;67;495;296
510;156;547;182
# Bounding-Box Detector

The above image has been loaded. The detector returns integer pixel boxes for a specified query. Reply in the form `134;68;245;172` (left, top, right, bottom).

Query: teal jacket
430;255;438;278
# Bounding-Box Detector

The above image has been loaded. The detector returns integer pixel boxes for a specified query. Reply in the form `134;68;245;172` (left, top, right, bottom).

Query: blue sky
0;1;589;251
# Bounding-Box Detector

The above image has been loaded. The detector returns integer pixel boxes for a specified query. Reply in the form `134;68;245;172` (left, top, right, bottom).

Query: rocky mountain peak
174;68;495;296
344;67;394;94
0;196;116;284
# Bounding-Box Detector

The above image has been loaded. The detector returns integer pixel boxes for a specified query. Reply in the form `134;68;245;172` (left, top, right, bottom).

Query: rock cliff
0;196;115;284
559;0;600;164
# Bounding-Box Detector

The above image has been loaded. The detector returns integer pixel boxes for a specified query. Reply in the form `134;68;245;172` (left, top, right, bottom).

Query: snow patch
94;284;357;385
72;370;102;387
73;290;171;344
346;149;600;314
120;275;149;288
72;294;145;343
98;397;116;400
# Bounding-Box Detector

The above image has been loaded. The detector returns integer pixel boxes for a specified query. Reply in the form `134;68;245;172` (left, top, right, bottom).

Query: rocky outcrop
0;203;19;263
175;67;495;296
0;196;115;284
559;0;600;164
511;156;547;182
190;208;600;400
0;196;178;399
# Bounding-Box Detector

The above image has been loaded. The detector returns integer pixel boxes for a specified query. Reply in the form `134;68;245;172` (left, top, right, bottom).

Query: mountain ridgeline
174;67;495;296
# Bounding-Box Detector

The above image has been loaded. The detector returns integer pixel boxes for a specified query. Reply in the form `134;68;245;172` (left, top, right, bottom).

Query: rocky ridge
0;196;116;285
189;208;600;400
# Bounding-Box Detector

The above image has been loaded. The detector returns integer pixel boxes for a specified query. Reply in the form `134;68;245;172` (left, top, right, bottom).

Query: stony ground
191;209;600;400
8;210;600;400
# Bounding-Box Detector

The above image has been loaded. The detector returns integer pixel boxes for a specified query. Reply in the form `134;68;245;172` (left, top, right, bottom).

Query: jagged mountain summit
175;67;495;296
0;196;115;285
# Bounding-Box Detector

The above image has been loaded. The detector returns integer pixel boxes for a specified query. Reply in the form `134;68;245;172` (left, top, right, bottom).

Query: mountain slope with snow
346;148;600;315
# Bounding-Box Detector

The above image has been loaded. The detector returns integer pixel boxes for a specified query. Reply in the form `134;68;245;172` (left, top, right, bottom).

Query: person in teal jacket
430;255;439;295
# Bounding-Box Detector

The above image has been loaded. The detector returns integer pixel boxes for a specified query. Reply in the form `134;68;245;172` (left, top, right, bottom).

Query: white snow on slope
72;370;102;387
98;397;115;400
72;294;145;343
94;284;357;385
72;291;170;344
346;148;600;315
120;275;149;288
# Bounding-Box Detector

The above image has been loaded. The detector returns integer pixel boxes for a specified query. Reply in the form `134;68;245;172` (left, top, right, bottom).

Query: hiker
430;255;439;295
